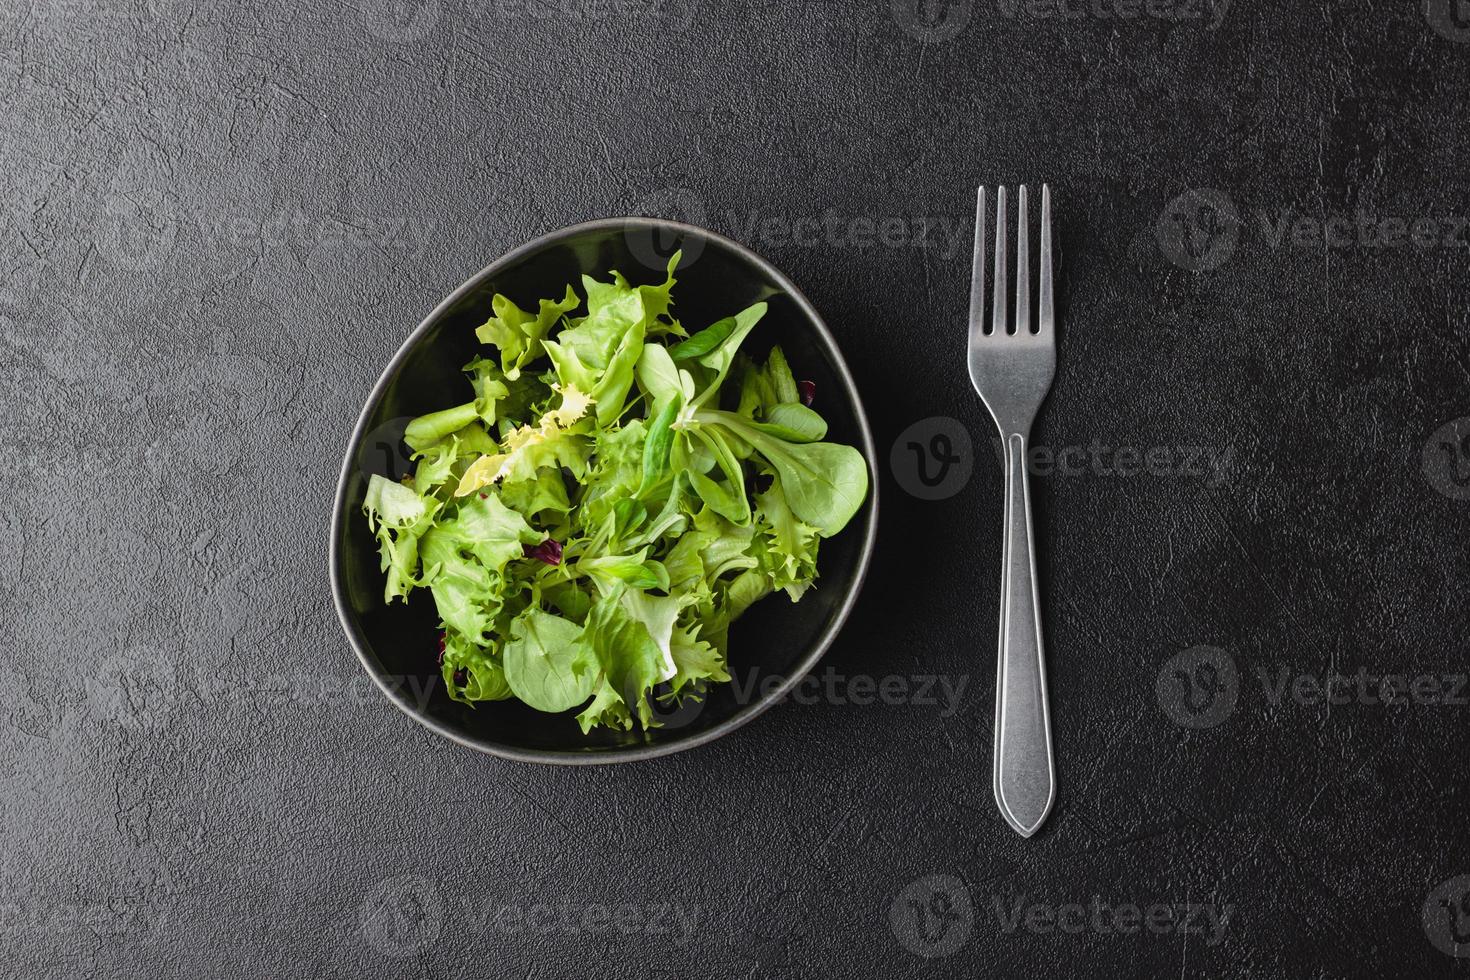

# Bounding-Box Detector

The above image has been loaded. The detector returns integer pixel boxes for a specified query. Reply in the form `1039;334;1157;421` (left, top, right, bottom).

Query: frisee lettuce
361;253;868;733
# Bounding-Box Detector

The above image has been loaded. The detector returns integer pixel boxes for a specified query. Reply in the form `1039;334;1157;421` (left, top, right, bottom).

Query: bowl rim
329;216;879;764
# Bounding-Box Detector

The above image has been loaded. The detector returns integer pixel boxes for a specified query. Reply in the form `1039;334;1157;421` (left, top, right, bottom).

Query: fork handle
992;432;1056;837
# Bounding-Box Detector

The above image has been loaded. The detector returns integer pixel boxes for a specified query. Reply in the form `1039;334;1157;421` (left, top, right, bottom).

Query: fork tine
969;187;987;337
1039;184;1054;336
1015;185;1030;335
992;186;1008;335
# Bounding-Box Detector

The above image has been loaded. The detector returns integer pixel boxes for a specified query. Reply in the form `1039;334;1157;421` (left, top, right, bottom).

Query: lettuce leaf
474;285;579;380
363;475;439;603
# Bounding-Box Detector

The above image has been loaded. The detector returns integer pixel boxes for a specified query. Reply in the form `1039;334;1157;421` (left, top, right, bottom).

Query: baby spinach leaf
688;302;767;410
502;608;597;713
687;425;751;525
669;315;736;361
701;415;866;537
763;403;827;441
700;404;826;444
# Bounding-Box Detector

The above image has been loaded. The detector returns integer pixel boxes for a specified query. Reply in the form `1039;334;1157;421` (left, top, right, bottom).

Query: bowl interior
333;220;875;760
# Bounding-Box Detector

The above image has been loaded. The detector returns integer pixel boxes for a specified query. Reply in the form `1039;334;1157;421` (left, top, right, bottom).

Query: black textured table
6;1;1470;977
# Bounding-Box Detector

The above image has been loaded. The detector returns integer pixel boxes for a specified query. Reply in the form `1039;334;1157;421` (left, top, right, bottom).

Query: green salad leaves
362;254;868;733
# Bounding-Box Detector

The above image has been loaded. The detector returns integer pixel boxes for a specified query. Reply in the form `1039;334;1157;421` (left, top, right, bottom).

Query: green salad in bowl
363;252;869;734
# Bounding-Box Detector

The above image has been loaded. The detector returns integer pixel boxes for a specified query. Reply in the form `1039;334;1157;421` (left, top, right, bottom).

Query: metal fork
967;185;1057;838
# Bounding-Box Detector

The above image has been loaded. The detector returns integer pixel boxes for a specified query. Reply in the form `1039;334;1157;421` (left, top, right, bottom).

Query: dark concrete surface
3;0;1469;976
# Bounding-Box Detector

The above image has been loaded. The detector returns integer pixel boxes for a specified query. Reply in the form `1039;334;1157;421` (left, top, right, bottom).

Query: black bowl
330;218;878;763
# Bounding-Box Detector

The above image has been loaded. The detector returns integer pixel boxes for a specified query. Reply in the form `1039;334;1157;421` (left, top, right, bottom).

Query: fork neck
989;415;1034;444
998;429;1032;465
